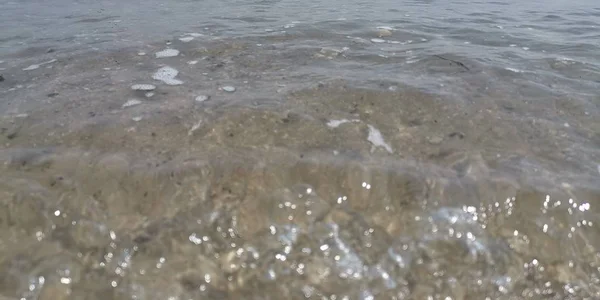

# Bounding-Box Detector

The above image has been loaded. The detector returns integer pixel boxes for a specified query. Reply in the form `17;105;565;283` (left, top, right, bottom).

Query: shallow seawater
1;0;600;299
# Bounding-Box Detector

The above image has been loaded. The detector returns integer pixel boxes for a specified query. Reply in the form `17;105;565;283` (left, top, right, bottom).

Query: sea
1;0;600;299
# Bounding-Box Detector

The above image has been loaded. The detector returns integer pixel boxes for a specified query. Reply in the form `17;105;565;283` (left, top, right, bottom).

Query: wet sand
1;34;600;299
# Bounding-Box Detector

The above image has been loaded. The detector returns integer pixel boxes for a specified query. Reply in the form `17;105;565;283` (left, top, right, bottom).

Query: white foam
155;49;180;58
367;125;393;153
187;60;199;65
179;36;194;43
221;86;236;92
327;119;350;128
123;99;142;108
376;26;394;31
138;52;146;56
505;68;523;73
152;66;183;85
185;33;204;37
195;95;210;102
371;38;386;43
145;92;155;98
557;57;574;62
23;64;40;71
0;60;4;64
132;116;143;122
131;84;156;91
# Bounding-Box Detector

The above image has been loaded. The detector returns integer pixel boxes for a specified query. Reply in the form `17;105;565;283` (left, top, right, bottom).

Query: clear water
1;0;600;299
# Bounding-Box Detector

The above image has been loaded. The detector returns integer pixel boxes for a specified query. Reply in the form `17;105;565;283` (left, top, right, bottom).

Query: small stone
371;38;386;43
155;49;180;58
367;124;393;153
377;29;392;37
123;99;142;108
195;95;210;102
221;86;236;92
428;136;443;145
131;84;156;91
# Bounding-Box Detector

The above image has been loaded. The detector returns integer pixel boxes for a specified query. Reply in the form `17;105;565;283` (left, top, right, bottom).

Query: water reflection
0;149;598;299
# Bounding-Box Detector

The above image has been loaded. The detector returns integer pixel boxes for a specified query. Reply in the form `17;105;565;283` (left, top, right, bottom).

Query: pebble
152;66;183;85
221;86;236;92
155;49;180;58
371;38;386;43
367;124;393;153
131;84;156;91
179;36;194;43
195;95;210;102
428;136;444;145
377;29;392;37
123;99;142;108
